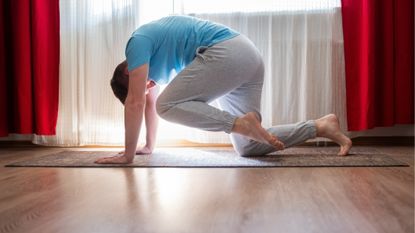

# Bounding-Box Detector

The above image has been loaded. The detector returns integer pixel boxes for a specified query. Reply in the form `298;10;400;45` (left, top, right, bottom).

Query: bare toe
337;138;352;156
232;112;285;149
270;136;285;150
316;114;352;156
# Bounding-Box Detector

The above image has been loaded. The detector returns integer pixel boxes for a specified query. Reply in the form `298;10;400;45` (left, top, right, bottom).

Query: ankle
231;117;244;134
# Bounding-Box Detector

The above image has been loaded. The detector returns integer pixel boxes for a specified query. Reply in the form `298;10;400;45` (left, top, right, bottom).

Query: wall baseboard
0;136;413;148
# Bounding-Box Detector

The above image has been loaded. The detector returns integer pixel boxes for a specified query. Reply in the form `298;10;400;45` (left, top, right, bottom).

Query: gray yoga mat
5;147;409;168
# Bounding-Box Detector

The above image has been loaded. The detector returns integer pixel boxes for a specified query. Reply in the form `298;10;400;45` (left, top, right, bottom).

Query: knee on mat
234;142;273;157
237;148;264;157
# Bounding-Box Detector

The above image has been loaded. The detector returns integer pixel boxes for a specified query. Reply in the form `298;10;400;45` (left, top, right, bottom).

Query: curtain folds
0;0;60;136
341;0;414;131
34;0;140;146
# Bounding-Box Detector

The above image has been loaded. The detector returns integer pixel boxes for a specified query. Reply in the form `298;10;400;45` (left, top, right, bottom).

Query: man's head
111;60;129;104
111;61;157;104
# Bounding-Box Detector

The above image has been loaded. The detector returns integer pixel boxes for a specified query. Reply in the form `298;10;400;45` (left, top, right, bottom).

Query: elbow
125;96;146;109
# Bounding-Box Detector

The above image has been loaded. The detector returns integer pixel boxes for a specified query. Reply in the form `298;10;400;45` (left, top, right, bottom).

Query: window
173;0;341;14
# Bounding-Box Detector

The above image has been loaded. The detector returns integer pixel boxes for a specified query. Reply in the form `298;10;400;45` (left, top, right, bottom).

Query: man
96;16;352;164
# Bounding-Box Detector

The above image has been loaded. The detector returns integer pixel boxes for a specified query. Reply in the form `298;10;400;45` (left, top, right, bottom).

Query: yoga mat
5;147;409;168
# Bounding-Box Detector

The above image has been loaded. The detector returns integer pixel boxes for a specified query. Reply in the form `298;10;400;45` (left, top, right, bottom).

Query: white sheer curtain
33;0;347;146
34;0;140;146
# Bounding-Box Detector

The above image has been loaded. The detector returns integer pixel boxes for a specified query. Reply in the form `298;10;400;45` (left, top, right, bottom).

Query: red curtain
0;0;60;136
341;0;414;131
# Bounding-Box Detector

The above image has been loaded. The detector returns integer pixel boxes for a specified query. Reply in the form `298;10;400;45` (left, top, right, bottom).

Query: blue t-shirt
125;15;239;84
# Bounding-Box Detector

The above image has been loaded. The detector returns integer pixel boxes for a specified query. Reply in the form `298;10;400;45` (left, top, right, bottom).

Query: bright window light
90;0;133;16
174;0;341;14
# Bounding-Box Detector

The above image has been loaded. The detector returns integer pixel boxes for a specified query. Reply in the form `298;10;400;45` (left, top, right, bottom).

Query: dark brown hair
110;60;129;104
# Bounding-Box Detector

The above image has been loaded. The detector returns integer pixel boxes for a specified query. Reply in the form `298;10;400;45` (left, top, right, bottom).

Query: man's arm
142;85;159;153
123;64;148;162
95;64;148;164
114;82;159;155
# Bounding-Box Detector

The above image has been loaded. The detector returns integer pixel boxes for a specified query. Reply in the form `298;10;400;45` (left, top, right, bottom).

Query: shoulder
125;35;154;71
126;35;154;52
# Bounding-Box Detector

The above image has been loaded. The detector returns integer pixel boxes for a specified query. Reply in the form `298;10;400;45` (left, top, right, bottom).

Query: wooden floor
0;145;413;233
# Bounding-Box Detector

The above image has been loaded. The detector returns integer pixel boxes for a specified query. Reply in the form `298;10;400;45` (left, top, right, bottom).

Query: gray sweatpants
156;35;316;156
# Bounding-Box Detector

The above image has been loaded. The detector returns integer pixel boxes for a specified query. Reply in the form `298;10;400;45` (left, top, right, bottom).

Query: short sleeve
125;35;153;71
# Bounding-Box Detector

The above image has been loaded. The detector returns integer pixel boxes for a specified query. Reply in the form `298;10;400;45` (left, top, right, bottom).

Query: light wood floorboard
0;146;413;233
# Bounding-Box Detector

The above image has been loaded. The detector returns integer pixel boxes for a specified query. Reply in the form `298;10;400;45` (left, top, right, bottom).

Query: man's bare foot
232;112;285;150
315;114;352;156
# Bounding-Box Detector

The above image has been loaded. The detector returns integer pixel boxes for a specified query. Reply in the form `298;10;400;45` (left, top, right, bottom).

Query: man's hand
118;145;153;155
94;155;133;164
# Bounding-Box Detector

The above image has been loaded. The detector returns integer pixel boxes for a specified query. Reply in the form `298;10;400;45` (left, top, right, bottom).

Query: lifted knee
155;98;170;119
